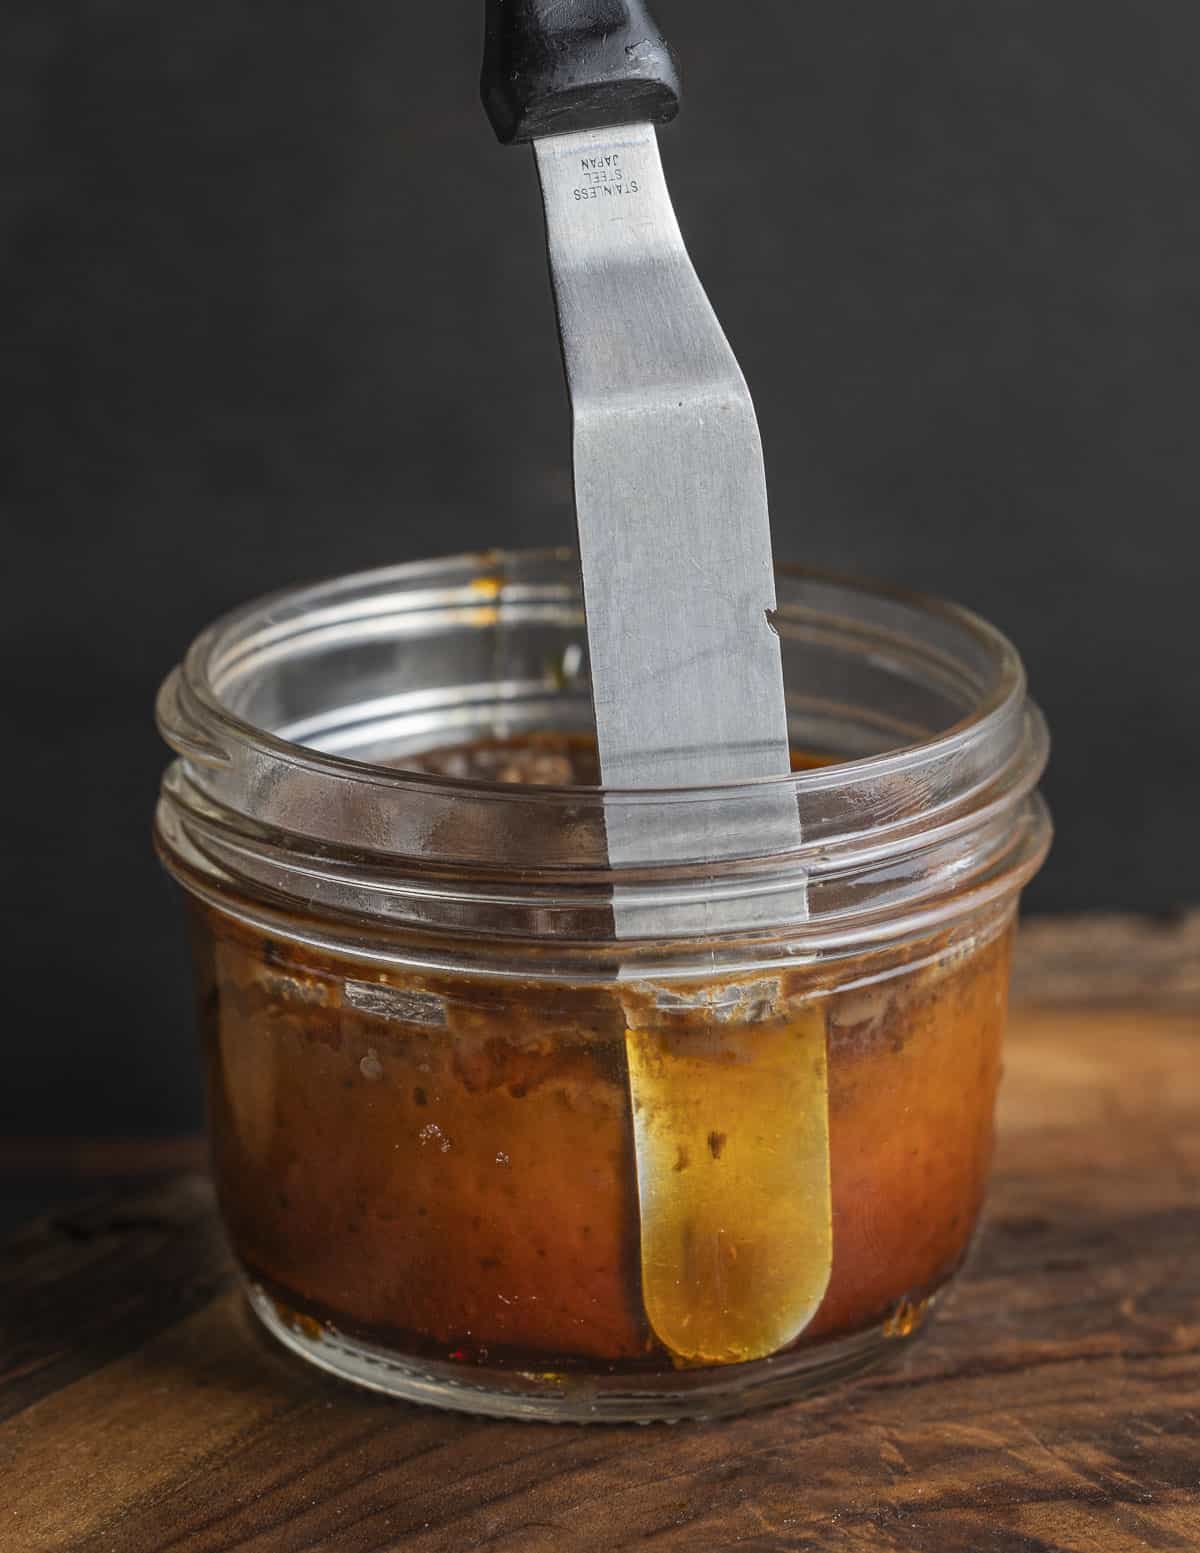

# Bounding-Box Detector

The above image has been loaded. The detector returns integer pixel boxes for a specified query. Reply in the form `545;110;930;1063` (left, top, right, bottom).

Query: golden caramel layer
193;906;1009;1371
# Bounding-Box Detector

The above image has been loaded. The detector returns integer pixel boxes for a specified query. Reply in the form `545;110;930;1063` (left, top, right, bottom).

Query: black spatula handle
481;0;681;146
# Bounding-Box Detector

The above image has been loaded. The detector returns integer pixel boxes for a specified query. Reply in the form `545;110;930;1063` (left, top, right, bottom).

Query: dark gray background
3;1;1196;1147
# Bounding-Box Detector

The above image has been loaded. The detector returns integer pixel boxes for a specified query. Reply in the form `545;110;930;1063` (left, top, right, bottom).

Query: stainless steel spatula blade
482;1;803;930
533;124;789;797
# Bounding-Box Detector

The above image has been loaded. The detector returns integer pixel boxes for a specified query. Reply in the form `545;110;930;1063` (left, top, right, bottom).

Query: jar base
245;1280;932;1423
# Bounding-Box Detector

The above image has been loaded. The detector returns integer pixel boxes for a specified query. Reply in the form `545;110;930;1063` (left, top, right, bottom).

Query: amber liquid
626;1003;831;1365
192;734;1010;1373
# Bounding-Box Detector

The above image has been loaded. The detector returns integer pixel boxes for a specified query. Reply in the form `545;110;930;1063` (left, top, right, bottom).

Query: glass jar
155;549;1050;1421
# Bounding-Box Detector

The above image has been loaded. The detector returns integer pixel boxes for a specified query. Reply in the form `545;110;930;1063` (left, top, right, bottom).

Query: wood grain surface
1;917;1197;1552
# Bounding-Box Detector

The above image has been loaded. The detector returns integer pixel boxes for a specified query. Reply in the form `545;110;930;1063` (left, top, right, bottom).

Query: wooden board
1;918;1198;1552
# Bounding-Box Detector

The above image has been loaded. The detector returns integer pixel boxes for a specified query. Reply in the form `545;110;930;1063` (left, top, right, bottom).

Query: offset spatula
482;0;803;931
481;3;829;1368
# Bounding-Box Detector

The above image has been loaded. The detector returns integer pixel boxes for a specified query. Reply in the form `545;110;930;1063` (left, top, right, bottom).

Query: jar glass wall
155;550;1050;1421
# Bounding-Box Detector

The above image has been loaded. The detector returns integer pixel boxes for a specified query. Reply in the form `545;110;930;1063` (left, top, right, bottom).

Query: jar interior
203;552;1011;770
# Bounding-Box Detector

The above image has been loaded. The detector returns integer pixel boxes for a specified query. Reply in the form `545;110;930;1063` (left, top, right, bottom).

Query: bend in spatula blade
534;126;803;931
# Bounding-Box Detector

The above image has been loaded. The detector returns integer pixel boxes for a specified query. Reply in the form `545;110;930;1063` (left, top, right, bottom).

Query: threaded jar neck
156;550;1050;971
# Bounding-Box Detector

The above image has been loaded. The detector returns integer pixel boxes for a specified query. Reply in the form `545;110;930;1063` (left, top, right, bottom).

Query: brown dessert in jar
191;733;1011;1375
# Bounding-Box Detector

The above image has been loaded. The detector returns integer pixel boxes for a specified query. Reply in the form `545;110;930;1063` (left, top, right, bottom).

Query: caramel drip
624;999;832;1366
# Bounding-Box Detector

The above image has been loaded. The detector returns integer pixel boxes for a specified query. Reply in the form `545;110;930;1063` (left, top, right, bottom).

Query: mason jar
154;548;1050;1422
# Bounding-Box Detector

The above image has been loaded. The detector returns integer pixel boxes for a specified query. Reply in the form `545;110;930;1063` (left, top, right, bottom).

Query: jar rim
156;549;1050;954
167;547;1026;805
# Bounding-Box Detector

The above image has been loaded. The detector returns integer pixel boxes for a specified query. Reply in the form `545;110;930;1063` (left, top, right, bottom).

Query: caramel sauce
191;733;1010;1373
625;1002;831;1365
